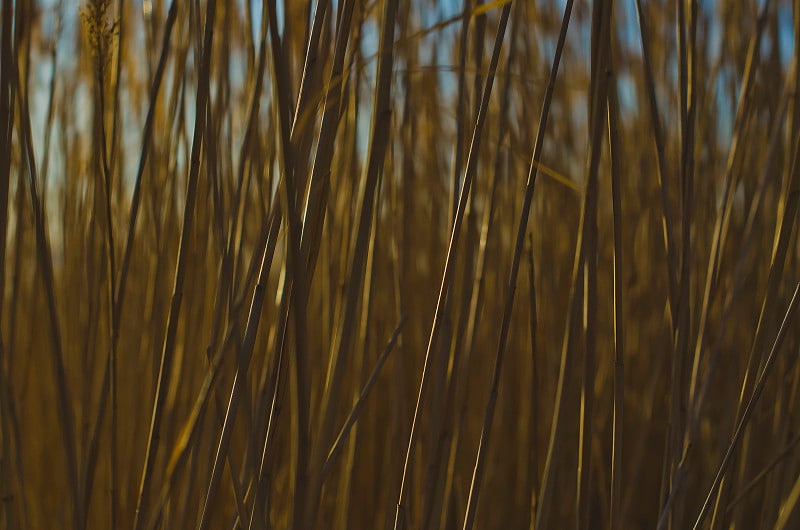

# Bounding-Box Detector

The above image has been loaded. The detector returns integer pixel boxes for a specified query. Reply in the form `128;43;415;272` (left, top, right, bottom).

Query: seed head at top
81;0;118;73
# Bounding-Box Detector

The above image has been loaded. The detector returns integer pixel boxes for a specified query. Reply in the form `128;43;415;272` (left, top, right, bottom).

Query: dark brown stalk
240;2;343;526
447;0;473;230
724;430;800;515
510;3;574;529
655;64;793;530
141;323;243;530
526;231;539;530
304;0;398;524
297;0;356;279
393;4;513;528
633;0;679;316
709;143;800;528
458;6;531;529
686;0;770;415
422;3;489;525
238;0;331;396
82;2;179;515
247;264;291;530
264;4;311;530
194;3;300;529
576;3;612;528
664;1;697;527
0;0;18;526
693;281;800;529
191;2;273;526
333;179;380;529
607;43;624;530
79;4;122;526
195;0;329;524
34;3;61;215
108;0;124;175
434;9;520;530
660;4;770;525
132;0;217;526
322;318;405;479
10;24;83;530
293;1;355;474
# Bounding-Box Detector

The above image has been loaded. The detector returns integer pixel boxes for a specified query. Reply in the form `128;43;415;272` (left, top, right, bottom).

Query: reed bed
2;0;800;529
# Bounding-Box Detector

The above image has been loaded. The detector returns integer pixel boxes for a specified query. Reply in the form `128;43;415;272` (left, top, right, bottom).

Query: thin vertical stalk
0;0;18;526
331;208;379;526
195;0;327;523
86;4;120;526
460;10;550;530
686;0;770;416
633;0;679;318
242;1;347;525
295;1;358;478
526;231;539;530
509;2;574;528
298;0;357;278
393;4;513;528
774;450;800;530
434;9;520;530
655;58;793;530
264;3;311;530
709;138;800;527
108;0;124;174
664;1;697;527
132;0;217;526
11;24;83;530
305;0;398;523
35;1;61;215
607;43;624;530
576;3;612;528
693;282;800;529
82;2;179;514
322;319;406;480
448;0;473;230
141;322;245;530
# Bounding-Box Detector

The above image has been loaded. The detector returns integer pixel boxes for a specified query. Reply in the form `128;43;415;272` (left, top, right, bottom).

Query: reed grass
4;0;800;529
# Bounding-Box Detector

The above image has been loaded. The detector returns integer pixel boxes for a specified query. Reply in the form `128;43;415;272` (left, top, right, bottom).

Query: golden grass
2;0;800;529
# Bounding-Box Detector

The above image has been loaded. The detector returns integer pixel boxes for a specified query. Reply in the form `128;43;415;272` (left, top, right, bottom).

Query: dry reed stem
607;32;624;530
8;1;800;529
694;281;800;529
393;3;511;528
11;28;83;530
132;1;217;527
